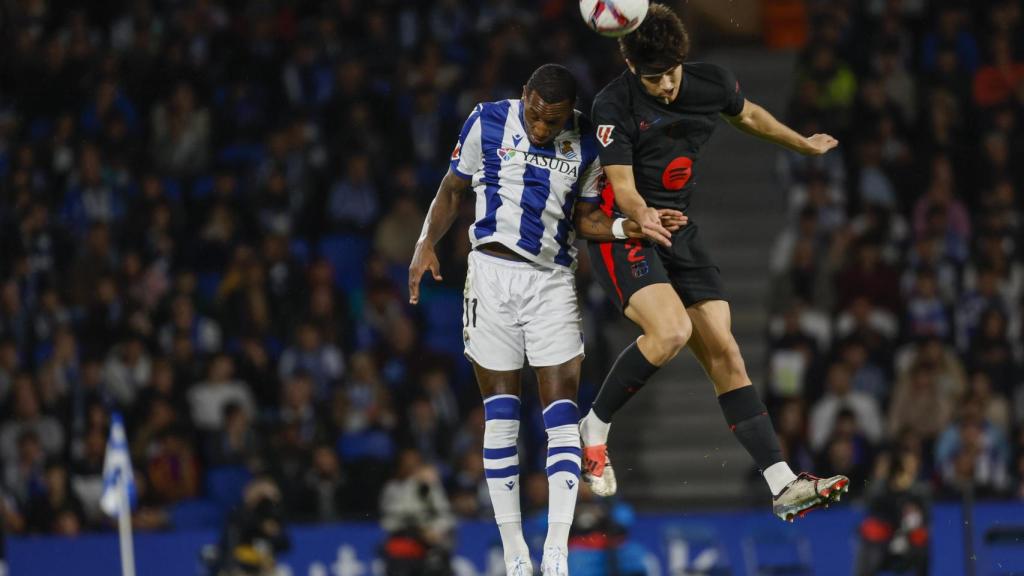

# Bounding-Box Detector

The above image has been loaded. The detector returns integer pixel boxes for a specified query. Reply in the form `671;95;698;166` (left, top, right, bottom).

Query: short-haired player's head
521;63;576;147
620;4;690;104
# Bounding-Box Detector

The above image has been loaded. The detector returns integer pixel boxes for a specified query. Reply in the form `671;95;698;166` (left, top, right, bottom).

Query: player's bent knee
654;320;691;356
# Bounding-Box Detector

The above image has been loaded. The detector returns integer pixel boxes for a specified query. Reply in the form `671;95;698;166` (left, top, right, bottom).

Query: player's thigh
471;362;522;398
464;252;526;372
534;355;583;406
623;282;691;341
521;268;584;373
686;300;747;372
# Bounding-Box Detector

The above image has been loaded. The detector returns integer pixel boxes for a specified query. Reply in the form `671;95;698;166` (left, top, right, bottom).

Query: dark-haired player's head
619;4;690;104
522;63;577;146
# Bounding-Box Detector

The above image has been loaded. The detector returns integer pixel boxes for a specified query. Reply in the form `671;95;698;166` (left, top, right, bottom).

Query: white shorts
463;250;584;371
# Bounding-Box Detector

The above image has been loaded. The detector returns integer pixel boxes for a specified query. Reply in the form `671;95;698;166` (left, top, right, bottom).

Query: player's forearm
416;170;467;247
730;102;814;154
574;202;644;241
611;185;649;222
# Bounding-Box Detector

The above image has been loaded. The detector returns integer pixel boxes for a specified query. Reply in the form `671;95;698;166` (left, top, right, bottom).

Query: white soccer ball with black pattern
580;0;649;37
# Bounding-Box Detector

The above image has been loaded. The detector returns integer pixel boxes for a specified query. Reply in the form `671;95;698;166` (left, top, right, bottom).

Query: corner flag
100;412;138;576
100;412;137;517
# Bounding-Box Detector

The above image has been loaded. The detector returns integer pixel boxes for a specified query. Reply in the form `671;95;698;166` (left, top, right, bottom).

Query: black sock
718;386;784;470
590;341;660;422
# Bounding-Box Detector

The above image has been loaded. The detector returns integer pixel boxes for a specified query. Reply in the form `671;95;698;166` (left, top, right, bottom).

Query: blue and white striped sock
543;399;581;551
483;394;529;561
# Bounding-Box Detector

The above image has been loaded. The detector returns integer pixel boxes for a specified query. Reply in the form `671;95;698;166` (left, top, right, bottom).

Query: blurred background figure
379;449;455;576
856;450;930;576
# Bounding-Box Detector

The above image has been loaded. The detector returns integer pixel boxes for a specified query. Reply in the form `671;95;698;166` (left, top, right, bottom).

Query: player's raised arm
408;170;470;305
724;99;838;156
603;165;674;246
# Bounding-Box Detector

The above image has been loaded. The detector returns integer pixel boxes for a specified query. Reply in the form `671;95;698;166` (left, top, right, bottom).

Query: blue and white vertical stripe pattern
483;394;522;524
542;399;582;500
449;99;603;270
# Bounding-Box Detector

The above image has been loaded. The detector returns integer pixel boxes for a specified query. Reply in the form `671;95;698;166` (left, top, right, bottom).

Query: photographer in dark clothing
215;477;292;576
856;450;930;576
379;449;455;576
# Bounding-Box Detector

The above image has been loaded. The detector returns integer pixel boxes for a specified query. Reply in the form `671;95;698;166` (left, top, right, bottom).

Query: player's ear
521;85;528;101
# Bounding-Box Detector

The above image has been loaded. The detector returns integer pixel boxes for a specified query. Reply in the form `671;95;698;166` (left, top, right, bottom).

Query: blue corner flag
100;412;137;517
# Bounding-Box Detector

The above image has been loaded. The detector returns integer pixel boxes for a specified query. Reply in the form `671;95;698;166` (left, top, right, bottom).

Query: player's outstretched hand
637;206;673;247
658;209;688;232
803;133;839;155
408;243;442;305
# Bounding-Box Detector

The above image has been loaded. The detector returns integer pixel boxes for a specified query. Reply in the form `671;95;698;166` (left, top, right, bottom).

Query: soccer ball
580;0;649;37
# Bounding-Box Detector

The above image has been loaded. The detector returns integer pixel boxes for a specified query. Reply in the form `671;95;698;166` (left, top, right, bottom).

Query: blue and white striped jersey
450;99;602;270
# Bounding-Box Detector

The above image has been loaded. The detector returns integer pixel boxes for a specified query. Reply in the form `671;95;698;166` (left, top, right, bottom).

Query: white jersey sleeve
450;104;483;179
578;155;602;202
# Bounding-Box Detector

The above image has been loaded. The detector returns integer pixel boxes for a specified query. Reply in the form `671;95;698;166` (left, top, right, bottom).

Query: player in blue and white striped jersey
409;64;685;576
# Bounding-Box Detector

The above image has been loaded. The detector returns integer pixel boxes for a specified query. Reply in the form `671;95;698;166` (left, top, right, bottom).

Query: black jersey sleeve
715;65;746;117
591;88;635;166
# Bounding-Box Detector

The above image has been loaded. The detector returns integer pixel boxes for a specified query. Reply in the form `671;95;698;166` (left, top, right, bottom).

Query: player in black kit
577;4;847;522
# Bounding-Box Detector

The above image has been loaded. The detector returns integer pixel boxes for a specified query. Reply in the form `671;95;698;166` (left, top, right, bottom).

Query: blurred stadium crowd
764;0;1024;507
0;0;1023;547
0;0;625;538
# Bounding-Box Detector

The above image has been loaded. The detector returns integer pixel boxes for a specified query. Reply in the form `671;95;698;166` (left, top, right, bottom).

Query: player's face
521;89;573;146
637;65;683;104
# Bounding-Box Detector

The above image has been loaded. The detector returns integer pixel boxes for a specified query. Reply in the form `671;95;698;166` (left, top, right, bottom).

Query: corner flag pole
117;473;136;576
101;412;137;576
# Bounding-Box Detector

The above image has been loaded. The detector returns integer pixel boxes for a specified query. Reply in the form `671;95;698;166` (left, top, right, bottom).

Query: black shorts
588;222;725;311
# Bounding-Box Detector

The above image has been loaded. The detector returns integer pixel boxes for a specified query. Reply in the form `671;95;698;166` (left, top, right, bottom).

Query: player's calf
482;395;531;564
542;399;581;561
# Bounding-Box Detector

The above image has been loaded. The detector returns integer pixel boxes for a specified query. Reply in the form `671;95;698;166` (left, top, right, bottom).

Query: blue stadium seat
289;239;311;265
169;499;224;530
161;178;182;202
196;272;223;306
191;176;215;200
318;234;370;292
419;287;465;359
205;466;252;512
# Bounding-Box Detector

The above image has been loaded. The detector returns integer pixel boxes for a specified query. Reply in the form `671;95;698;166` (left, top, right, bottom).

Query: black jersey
591;62;745;212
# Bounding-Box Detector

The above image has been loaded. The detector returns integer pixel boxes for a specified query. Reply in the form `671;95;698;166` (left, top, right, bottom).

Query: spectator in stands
292;445;352;522
207;402;262;469
146;425;201;504
3;430;46;507
966;372;1011;437
836;241;900;313
972;34;1024;109
967;308;1018;394
158;295;222;356
935;398;1011;499
25;462;85;536
810;363;884;453
903;270;952;341
278;321;344;401
888;361;951;442
327;153;379;233
374;194;425;268
0;376;64;464
188;353;255;432
102;333;152;408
